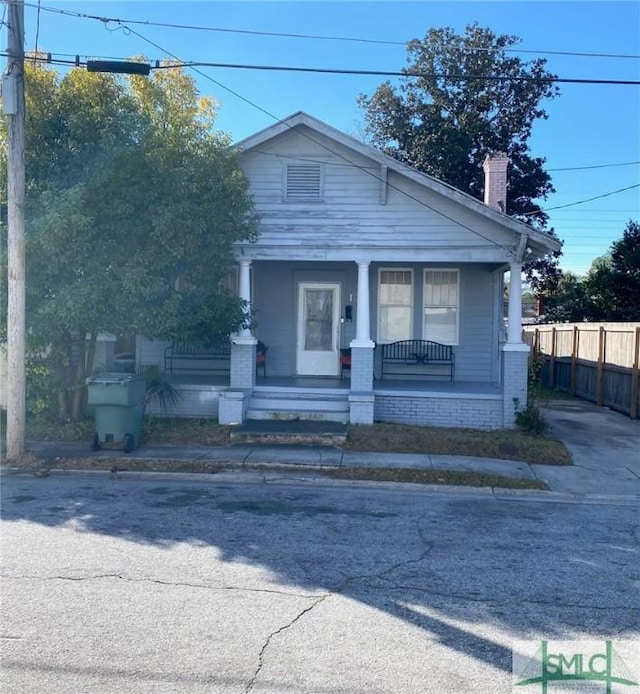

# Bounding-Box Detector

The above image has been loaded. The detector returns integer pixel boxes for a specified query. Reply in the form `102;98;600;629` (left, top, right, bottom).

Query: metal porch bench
380;339;455;381
164;341;268;377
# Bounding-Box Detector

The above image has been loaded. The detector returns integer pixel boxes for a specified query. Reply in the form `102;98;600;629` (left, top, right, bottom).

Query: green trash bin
87;373;146;452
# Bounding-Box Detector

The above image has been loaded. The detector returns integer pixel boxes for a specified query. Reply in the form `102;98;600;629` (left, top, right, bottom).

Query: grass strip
324;466;547;490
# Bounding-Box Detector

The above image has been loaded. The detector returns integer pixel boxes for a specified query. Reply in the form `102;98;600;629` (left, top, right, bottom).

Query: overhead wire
111;23;526;257
14;51;640;86
538;183;640;212
22;2;640;60
18;8;638;249
33;0;42;65
150;61;640;86
548;161;640;172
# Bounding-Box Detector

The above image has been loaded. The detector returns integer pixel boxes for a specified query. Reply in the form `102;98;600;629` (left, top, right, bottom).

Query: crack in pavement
627;466;640;481
0;573;323;598
246;517;433;692
245;594;329;693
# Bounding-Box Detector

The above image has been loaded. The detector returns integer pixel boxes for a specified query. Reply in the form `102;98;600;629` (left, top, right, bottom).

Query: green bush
514;397;546;434
26;358;62;419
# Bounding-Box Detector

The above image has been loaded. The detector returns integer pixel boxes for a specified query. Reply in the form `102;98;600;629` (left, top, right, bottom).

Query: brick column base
230;339;256;389
348;343;375;424
349;344;374;392
502;344;530;428
349;393;375;425
218;389;251;425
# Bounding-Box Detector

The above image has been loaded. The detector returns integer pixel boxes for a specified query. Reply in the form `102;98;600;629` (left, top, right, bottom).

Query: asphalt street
1;471;638;694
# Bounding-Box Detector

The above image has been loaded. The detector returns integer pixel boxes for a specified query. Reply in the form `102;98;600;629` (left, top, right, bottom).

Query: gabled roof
235;111;561;258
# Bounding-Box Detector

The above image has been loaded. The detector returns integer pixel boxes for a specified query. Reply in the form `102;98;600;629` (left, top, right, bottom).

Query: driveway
533;399;640;496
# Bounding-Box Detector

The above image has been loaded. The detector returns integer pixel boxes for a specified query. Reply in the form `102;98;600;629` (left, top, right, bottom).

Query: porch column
502;261;530;427
222;260;256;424
349;260;375;424
507;262;523;344
238;259;253;339
354;260;373;345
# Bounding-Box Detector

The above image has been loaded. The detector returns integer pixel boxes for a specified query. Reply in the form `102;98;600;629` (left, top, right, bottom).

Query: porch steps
230;419;347;446
246;386;349;425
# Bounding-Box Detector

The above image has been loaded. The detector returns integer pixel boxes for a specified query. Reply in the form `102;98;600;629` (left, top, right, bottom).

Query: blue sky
11;1;640;276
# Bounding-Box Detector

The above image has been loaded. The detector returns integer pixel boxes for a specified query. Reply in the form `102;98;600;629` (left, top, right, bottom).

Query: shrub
514;397;546;434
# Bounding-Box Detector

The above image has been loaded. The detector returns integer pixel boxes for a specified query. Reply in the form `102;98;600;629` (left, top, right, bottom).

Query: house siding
252;261;357;377
370;263;499;383
239;129;516;261
145;383;223;419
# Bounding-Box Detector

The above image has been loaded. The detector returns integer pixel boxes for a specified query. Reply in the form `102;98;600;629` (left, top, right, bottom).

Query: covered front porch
210;256;526;429
140;254;528;429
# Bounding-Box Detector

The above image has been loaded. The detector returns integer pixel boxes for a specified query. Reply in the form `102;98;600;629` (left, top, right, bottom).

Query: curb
3;464;639;506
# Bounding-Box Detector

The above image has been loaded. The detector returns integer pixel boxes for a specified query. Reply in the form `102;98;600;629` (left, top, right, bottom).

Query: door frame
296;281;342;376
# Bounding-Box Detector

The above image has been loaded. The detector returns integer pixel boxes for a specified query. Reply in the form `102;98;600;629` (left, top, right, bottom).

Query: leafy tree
541;272;594;323
1;62;257;420
584;221;640;320
539;221;640;322
357;23;562;292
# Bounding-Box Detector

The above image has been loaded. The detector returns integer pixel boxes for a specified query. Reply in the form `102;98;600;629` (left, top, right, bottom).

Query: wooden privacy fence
523;323;640;418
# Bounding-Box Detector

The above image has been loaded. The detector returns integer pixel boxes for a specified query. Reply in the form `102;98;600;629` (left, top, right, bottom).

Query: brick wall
374;394;503;430
502;346;529;427
230;342;256;389
350;346;374;392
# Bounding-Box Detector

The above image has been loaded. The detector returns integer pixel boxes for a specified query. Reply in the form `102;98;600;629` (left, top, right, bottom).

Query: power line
33;0;41;64
111;24;523;257
151;61;640;86
14;49;639;228
548;161;640;172
120;25;281;125
534;183;640;213
23;2;640;60
14;51;640;86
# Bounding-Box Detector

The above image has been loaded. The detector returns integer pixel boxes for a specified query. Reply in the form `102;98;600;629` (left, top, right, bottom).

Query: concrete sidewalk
22;398;640;502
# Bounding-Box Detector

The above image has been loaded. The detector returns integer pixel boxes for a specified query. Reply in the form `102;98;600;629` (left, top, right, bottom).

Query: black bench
380;340;455;381
164;341;268;377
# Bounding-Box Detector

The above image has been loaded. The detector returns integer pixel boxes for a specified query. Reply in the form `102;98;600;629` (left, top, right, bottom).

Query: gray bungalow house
137;112;561;430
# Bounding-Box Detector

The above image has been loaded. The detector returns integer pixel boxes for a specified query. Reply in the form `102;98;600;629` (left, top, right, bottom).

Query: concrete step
245;408;349;424
249;396;349;413
230;419;348;445
247;387;349;425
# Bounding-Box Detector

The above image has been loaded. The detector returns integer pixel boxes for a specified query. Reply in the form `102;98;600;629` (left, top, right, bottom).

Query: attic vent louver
285;163;322;200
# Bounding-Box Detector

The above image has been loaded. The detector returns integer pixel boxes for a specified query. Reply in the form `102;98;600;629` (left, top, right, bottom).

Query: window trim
282;160;324;202
422;268;460;346
377;267;414;343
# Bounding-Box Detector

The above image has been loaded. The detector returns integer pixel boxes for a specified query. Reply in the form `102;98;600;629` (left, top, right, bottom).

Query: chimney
483;152;509;212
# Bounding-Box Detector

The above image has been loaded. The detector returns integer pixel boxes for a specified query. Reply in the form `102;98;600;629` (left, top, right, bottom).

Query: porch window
423;269;459;345
378;269;413;342
285;163;323;201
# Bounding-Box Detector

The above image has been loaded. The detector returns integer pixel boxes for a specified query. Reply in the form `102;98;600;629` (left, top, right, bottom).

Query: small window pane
379;269;412;342
304;289;333;351
424;308;458;344
380;306;411;342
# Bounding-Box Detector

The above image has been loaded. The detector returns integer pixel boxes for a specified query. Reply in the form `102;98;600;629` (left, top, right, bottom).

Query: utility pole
5;0;26;460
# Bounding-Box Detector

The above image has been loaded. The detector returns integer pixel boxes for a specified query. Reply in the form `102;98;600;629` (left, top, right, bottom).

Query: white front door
296;282;341;376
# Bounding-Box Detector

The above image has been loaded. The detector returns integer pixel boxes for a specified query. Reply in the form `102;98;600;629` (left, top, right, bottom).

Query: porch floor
167;373;501;396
